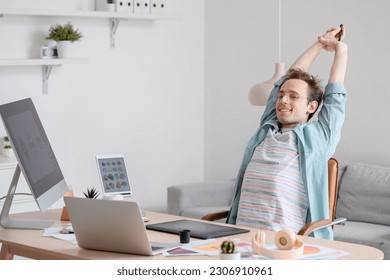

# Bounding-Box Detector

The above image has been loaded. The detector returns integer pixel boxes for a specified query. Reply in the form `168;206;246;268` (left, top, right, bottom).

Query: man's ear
307;100;318;114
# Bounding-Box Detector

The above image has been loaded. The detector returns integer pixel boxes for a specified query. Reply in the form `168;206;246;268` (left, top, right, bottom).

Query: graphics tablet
96;154;132;196
146;219;250;239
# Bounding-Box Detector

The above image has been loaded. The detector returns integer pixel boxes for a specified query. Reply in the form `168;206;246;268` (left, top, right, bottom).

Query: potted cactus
220;239;240;260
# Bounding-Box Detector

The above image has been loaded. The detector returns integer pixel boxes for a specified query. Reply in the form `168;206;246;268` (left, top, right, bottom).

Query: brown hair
283;68;323;120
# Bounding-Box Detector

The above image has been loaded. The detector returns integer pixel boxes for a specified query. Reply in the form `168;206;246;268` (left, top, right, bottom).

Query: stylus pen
338;24;343;41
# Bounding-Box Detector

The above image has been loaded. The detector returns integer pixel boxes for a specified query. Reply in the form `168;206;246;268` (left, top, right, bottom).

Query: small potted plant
46;22;83;59
220;239;240;260
107;0;115;12
83;187;100;199
2;136;14;158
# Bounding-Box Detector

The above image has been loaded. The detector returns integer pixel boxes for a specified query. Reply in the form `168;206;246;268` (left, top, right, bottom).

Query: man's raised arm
318;25;348;84
290;25;347;82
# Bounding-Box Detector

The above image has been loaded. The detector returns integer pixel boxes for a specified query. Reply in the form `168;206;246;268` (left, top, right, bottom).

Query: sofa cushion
167;180;235;216
334;221;390;259
336;163;390;226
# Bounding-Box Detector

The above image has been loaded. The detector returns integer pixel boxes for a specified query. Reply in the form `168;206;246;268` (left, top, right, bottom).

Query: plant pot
56;41;71;59
61;206;70;221
3;148;14;158
107;3;115;12
219;252;241;260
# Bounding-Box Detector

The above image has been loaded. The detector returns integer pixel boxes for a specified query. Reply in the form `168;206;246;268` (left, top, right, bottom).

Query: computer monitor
0;98;69;229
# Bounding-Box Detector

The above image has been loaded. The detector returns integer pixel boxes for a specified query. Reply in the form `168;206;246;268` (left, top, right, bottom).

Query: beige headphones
252;229;304;259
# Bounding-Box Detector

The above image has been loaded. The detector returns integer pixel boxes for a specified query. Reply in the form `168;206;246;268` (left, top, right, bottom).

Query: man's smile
278;107;292;112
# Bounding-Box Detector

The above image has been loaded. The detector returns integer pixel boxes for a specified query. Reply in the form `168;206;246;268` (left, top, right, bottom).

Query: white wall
2;0;390;214
0;0;204;212
205;0;390;181
204;0;272;180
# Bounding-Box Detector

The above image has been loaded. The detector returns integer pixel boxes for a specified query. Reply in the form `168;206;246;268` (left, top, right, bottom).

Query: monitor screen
0;98;68;229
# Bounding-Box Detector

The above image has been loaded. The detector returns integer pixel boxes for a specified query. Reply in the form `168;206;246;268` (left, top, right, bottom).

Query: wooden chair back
327;158;339;222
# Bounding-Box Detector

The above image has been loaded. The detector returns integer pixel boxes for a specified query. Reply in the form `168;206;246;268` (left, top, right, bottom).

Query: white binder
134;0;150;14
116;0;134;13
151;0;168;15
96;0;109;11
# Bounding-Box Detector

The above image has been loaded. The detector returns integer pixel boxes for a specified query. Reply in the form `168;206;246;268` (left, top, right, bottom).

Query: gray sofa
167;161;390;259
333;161;390;259
167;179;234;220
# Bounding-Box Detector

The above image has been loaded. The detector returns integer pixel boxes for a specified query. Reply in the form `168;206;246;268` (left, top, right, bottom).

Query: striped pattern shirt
236;128;308;233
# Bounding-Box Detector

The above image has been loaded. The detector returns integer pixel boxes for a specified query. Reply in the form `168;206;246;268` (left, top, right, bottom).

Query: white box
96;0;109;11
116;0;134;12
150;0;168;15
134;0;150;14
150;0;158;14
141;0;151;13
134;0;140;13
159;0;168;14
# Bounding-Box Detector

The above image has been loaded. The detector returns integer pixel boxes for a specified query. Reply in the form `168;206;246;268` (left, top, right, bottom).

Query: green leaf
83;188;100;199
46;22;83;42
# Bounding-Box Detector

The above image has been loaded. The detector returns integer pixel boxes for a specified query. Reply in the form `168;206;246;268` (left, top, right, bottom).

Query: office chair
201;158;346;236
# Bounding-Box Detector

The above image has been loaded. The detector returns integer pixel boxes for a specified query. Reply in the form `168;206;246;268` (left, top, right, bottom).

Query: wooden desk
0;209;384;260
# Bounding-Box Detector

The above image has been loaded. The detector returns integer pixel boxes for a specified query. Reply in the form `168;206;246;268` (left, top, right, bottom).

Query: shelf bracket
42;65;60;95
110;18;126;48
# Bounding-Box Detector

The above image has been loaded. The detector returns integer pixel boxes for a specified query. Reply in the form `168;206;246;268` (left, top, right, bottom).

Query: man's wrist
335;42;348;54
314;40;325;51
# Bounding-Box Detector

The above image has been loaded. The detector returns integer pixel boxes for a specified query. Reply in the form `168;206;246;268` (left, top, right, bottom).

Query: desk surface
0;209;384;260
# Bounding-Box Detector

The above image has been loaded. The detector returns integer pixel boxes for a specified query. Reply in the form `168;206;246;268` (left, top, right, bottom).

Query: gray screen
97;156;131;194
0;98;64;199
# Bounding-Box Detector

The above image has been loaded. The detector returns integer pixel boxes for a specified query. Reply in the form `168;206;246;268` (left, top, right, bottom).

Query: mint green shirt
227;76;347;239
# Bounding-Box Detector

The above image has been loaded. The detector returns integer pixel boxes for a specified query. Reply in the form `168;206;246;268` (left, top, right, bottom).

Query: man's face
276;79;318;128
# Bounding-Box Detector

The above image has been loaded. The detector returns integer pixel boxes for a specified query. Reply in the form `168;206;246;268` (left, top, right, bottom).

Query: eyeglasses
277;92;310;102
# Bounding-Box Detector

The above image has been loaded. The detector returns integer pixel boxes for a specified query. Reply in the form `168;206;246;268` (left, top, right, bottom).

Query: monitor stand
0;165;54;229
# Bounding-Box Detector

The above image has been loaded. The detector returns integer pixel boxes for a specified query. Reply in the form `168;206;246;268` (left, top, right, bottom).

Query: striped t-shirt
236;127;308;233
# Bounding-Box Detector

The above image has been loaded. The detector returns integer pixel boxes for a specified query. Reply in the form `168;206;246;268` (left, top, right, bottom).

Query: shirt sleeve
260;76;287;126
317;83;348;156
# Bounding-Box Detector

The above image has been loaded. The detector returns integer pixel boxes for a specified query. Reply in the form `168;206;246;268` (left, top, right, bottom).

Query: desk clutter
5;207;379;260
43;222;350;260
41;191;352;260
160;233;350;260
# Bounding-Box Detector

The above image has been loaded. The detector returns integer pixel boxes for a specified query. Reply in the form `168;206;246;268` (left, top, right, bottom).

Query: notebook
64;197;179;256
146;219;250;239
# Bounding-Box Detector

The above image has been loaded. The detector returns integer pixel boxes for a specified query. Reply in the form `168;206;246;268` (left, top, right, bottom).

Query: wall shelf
0;156;17;169
0;8;177;94
0;58;86;66
0;157;37;214
0;58;88;94
0;8;173;20
0;8;177;48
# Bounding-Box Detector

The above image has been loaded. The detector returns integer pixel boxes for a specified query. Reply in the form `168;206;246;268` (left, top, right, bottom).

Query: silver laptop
64;197;179;256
